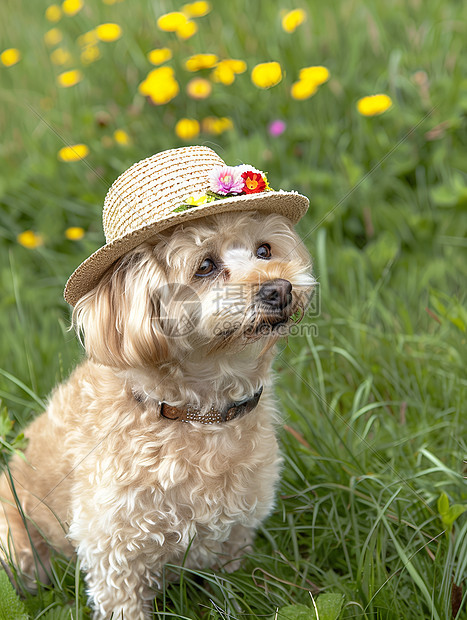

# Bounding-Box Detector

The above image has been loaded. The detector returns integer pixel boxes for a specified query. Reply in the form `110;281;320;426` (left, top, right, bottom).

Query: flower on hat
242;170;267;194
173;193;215;212
175;161;272;213
209;166;244;195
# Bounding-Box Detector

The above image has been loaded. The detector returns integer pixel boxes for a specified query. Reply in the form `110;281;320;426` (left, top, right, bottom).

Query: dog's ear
71;248;170;368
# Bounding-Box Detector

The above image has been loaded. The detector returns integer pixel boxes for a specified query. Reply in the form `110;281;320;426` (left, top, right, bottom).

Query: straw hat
64;145;309;306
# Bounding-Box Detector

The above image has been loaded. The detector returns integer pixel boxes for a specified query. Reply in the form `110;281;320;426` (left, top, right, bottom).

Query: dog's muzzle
254;278;294;329
257;279;292;311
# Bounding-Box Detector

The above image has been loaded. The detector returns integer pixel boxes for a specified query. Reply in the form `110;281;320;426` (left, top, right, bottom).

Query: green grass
0;0;466;618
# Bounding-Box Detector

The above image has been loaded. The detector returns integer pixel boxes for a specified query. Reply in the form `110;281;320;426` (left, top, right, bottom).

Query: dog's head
72;211;314;368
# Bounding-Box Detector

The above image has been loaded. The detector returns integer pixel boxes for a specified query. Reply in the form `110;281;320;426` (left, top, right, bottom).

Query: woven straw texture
64;146;309;306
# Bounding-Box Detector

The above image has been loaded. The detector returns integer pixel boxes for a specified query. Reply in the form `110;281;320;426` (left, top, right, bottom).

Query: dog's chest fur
46;361;282;573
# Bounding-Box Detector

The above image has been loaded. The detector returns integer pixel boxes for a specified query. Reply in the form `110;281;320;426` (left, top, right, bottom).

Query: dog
0;147;314;619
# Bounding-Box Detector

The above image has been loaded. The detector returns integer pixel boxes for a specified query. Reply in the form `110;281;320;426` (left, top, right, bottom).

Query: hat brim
64;190;309;306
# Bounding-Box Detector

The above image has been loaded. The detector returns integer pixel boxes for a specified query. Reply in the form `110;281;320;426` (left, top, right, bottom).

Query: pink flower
268;119;286;137
209;165;245;195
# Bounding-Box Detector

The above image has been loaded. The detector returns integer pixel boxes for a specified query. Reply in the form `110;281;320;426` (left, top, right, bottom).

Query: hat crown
103;146;225;243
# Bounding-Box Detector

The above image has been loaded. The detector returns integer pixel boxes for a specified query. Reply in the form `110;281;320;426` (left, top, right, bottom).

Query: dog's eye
256;243;272;260
196;258;217;277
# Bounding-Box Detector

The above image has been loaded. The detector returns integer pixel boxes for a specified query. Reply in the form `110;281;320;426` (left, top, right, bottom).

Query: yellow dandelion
291;80;318;100
282;8;306;33
251;61;282;89
113;129;131;145
148;47;172;66
176;20;197;40
211;60;246;85
45;4;62;22
212;63;234;85
182;1;211;17
202;116;233;135
186;77;212;99
58;143;89;162
357;94;393;116
81;45;100;65
57;69;82;87
175;118;200;140
223;59;247;74
1;48;21;67
185;53;218;71
138;67;179;105
44;28;63;46
157;12;188;32
50;47;72;66
299;65;330;86
65;227;85;240
62;0;83;16
17;231;43;249
96;23;122;42
77;30;98;47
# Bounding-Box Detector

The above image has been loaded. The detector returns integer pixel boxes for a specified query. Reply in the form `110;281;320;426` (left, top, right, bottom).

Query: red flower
241;171;266;193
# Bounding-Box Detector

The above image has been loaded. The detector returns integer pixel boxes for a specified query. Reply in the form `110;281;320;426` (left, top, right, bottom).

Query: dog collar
133;386;263;424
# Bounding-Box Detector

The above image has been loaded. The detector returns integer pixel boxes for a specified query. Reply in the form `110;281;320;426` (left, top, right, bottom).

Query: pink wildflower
209;165;245;195
268;119;286;137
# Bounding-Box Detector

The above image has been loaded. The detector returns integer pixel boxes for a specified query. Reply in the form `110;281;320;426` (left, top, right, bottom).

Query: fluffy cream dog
0;147;313;619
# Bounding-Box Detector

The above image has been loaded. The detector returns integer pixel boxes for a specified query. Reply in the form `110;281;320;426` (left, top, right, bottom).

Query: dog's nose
257;279;292;309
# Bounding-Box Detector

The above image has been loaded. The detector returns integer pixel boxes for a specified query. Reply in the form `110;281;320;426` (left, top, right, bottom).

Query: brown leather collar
134;387;263;424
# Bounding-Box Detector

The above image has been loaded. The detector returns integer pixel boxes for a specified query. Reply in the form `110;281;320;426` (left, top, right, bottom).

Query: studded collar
133;386;263;425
